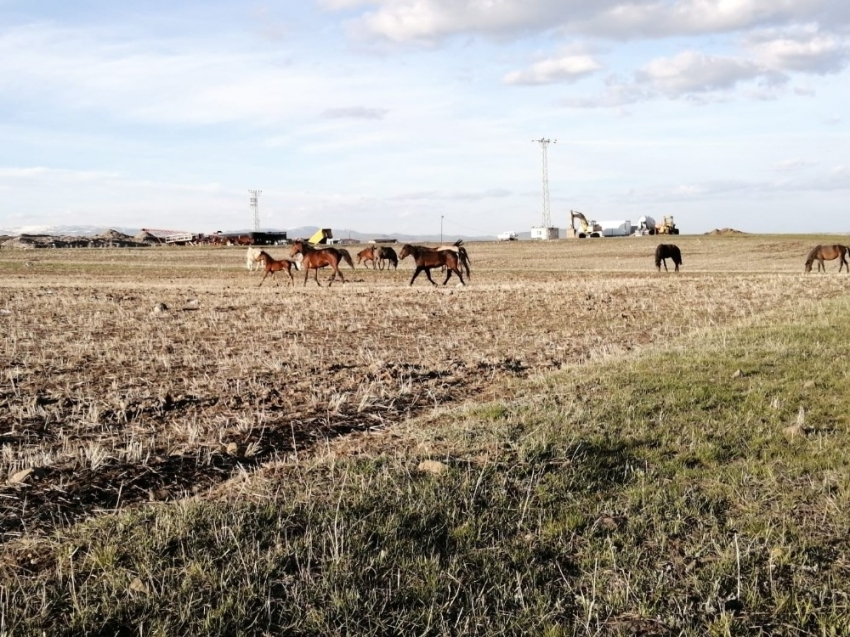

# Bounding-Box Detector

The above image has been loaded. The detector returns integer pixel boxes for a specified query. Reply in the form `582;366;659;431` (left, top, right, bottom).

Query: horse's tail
458;247;471;278
341;250;354;269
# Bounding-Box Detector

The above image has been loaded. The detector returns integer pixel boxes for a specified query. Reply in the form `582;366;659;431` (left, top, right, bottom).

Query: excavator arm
570;210;590;232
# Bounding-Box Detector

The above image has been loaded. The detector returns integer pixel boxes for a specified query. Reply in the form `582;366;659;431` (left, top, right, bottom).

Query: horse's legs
287;267;294;286
409;267;423;285
314;268;322;286
334;263;345;285
674;261;679;272
424;268;437;286
259;270;270;287
442;269;452;285
454;267;466;286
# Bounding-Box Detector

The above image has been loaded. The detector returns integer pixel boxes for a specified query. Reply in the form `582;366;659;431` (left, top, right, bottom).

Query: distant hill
284;226;496;243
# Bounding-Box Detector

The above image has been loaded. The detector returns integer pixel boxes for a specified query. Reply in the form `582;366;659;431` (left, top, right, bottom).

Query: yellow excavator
655;216;679;235
569;210;602;238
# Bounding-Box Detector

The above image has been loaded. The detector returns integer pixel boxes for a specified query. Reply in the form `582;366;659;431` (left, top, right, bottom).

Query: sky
0;0;848;236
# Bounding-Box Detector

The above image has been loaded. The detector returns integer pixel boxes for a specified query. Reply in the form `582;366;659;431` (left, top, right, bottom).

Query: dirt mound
706;228;746;236
134;230;159;243
2;233;150;249
95;229;133;241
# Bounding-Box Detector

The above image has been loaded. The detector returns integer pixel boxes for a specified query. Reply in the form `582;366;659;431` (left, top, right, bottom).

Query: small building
530;226;558;240
497;231;518;241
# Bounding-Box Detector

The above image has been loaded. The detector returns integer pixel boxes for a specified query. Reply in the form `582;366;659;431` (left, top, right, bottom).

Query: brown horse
436;241;471;278
357;246;378;269
377;246;398;270
805;245;849;273
399;244;466;286
255;250;298;287
289;240;354;286
655;244;682;272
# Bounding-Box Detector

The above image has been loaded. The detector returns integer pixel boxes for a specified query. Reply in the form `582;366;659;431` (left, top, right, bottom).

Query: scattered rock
184;299;200;310
784;424;806;439
598;516;621;531
8;468;34;485
128;577;149;595
731;368;744;379
152;302;168;314
225;442;241;456
417;460;448;475
803;380;815;389
0;309;10;316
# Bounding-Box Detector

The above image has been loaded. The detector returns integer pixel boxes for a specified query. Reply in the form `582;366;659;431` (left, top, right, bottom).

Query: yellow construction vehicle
569;210;602;238
308;228;333;245
655;216;679;235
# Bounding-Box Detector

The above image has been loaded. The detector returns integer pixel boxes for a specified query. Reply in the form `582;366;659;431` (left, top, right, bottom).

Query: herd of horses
246;241;849;287
248;240;472;287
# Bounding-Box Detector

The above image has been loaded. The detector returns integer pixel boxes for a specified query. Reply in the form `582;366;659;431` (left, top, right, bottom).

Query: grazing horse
377;246;398;270
399;244;466;286
255;251;299;287
357;246;378;269
289;240;354;286
655;244;682;272
805;245;849;273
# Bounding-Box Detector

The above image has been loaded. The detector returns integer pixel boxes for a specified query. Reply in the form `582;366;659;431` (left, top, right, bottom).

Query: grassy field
1;234;850;635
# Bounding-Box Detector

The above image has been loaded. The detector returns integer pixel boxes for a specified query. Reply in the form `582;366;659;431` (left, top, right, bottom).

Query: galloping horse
289;240;354;286
255;251;299;287
655;244;682;272
377;246;398;270
357;246;378;269
246;246;263;273
805;245;849;273
399;244;466;286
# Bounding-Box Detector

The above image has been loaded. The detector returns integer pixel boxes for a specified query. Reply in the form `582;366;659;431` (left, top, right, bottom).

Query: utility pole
248;189;262;232
441;215;444;243
531;138;556;230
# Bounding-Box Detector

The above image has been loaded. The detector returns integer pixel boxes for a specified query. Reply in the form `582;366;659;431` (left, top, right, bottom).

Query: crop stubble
1;236;847;542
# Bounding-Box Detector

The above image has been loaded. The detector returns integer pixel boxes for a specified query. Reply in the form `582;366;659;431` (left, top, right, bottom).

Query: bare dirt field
1;235;848;543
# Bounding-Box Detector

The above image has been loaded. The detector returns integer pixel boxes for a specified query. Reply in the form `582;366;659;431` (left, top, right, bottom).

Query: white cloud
638;50;766;95
575;0;829;39
747;26;850;74
0;24;396;127
504;54;602;85
332;0;848;43
322;106;390;119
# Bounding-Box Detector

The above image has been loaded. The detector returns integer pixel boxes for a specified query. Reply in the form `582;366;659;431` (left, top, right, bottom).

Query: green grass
3;299;850;636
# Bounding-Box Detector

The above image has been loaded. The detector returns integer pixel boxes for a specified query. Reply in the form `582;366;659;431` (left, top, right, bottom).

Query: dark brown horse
336;248;356;270
357;246;378;269
805;245;849;273
399;244;466;286
255;250;298;287
436;240;471;278
655;244;682;272
377;246;398;270
289;240;354;286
